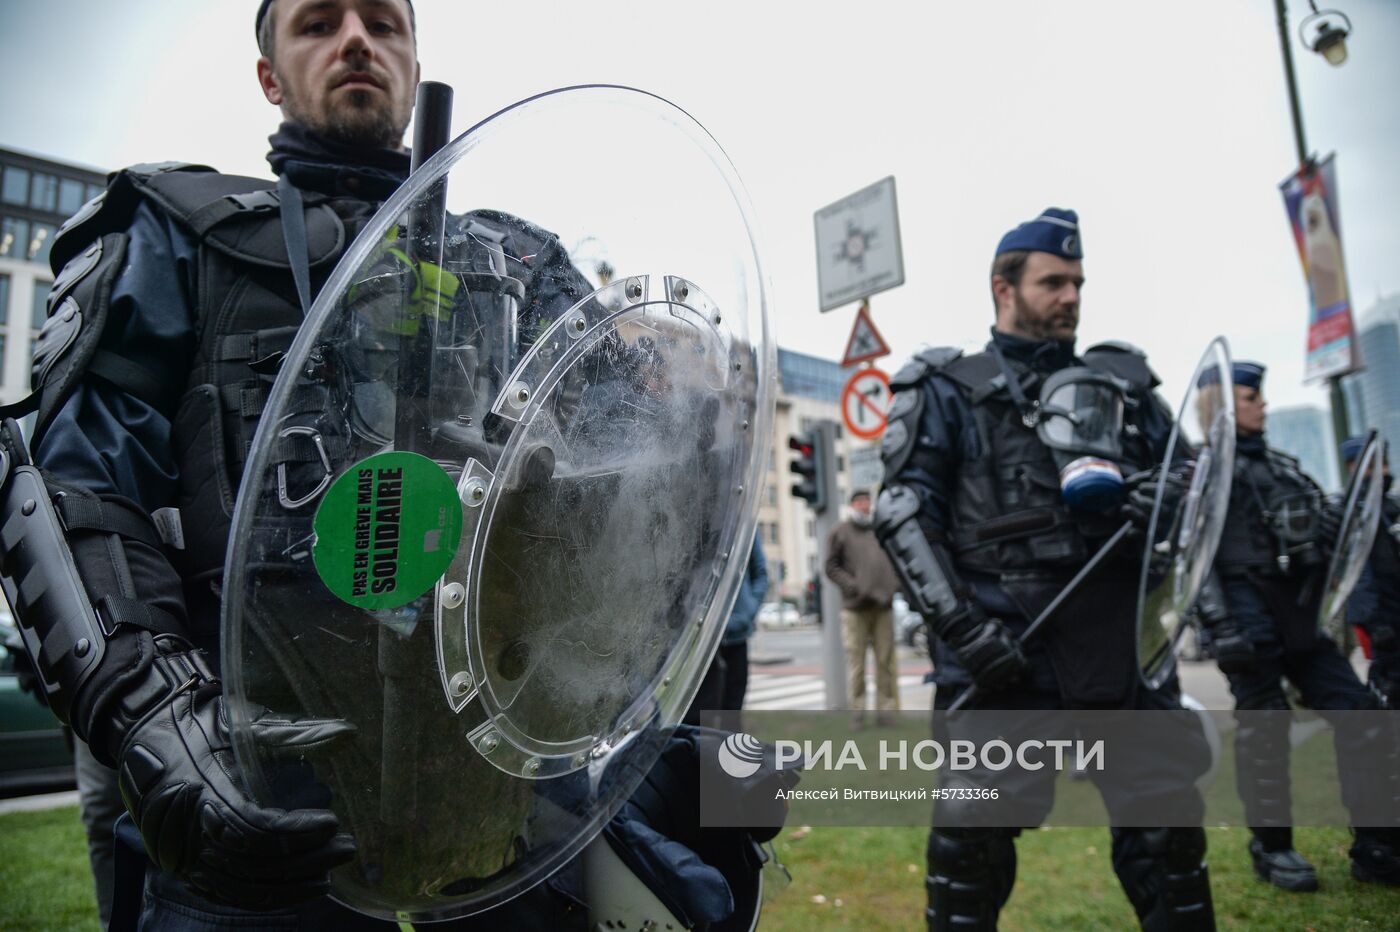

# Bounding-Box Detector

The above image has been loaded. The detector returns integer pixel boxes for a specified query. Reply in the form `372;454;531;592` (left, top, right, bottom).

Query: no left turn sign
841;367;892;441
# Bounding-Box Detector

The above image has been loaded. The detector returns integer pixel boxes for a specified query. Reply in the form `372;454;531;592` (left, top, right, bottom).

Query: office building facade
758;348;883;601
1343;294;1400;464
0;147;106;407
1267;404;1339;491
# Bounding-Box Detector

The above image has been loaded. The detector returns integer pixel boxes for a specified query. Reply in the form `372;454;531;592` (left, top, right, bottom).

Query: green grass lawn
0;807;101;932
3;807;1397;931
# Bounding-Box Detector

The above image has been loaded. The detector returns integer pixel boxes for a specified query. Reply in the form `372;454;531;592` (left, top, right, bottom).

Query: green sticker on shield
312;451;464;610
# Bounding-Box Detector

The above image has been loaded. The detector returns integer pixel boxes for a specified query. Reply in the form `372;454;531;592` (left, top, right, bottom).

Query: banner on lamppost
1279;153;1360;383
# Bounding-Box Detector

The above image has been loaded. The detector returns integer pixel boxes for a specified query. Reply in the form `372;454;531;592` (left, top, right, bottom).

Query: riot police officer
1201;367;1400;890
1343;436;1400;708
876;208;1216;930
0;1;779;927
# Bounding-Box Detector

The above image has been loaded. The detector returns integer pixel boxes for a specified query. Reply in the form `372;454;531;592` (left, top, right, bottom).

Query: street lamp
1273;0;1356;473
1299;4;1352;67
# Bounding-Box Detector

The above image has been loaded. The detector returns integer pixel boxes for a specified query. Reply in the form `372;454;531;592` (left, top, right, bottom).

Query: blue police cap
995;208;1083;260
1341;436;1367;463
1232;362;1265;390
1195;360;1266;390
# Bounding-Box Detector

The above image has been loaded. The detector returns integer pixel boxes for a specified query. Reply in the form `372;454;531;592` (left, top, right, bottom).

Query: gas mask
1035;368;1130;512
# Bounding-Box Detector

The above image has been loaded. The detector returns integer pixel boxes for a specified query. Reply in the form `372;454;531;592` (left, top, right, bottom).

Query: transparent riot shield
220;86;772;921
1319;432;1384;641
1137;338;1236;689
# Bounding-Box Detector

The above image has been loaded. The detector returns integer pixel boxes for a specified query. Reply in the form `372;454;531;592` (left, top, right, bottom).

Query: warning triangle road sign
841;304;891;367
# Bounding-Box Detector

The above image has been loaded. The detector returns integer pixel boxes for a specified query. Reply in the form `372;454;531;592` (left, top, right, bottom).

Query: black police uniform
878;235;1217;932
1348;491;1400;708
7;122;777;930
11;122;602;929
1205;422;1400;889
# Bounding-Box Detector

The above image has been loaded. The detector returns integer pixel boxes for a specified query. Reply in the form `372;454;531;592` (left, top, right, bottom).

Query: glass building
1268;404;1339;491
0;147;106;408
1342;294;1400;464
777;347;848;404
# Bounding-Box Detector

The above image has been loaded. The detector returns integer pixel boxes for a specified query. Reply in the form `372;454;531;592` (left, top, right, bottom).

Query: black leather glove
112;637;356;909
938;603;1028;691
1209;621;1256;677
1120;467;1189;533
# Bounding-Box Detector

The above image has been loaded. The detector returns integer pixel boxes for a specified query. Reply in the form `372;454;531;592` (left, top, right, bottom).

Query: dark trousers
684;641;750;724
717;641;749;711
924;684;1213;931
1221;578;1387;839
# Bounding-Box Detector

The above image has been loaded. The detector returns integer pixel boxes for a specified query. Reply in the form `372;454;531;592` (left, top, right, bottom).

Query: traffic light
789;430;828;514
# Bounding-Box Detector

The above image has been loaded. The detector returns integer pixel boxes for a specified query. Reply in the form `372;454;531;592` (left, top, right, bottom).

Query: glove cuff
933;600;986;647
81;633;215;767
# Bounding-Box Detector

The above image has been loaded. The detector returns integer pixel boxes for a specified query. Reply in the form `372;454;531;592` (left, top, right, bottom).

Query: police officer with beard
1343;436;1400;709
2;2;780;927
876;208;1216;930
1202;368;1400;891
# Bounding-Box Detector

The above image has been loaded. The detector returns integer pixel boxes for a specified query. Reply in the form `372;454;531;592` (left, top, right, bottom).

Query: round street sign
841;367;892;441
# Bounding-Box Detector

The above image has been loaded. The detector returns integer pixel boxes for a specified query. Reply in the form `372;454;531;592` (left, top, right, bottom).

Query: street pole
1275;0;1309;167
811;420;847;709
1274;0;1352;478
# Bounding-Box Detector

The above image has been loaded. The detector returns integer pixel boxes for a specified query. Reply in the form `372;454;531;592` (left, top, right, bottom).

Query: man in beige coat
825;489;903;727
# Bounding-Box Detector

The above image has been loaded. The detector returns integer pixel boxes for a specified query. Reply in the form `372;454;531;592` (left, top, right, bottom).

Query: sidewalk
0;789;78;815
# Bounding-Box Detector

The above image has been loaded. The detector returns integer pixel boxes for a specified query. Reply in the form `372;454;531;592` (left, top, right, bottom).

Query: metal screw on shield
718;733;765;779
440;582;465;609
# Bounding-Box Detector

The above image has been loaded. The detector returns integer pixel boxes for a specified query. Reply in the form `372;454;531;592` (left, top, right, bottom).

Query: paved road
0;631;1361;815
748;623;1335;713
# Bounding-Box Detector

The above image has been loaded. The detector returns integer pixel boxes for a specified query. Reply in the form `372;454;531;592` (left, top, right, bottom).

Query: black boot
1248;828;1317;892
1351;829;1400;886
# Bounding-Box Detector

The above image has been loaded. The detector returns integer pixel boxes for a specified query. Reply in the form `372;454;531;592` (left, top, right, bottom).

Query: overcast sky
2;0;1397;415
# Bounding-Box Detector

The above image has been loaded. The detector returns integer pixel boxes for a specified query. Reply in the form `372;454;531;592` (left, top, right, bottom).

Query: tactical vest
32;164;560;636
1214;444;1325;576
932;344;1159;577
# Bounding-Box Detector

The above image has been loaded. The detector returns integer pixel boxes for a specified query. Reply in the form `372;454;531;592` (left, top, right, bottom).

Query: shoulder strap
1082;341;1161;391
889;346;963;391
128;166;344;270
941;351;1029;407
49;163;211;274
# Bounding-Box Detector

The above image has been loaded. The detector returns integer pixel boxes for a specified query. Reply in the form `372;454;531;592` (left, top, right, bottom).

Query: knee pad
1165;827;1207;870
926;828;1014;875
1111;826;1206;871
1112;828;1214;931
925;829;1016;932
